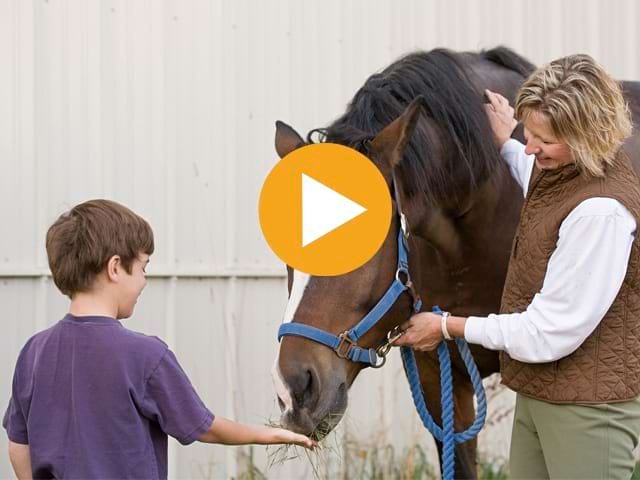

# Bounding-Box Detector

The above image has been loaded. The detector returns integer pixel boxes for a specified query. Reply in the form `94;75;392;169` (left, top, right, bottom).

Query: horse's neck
408;55;528;314
413;170;522;316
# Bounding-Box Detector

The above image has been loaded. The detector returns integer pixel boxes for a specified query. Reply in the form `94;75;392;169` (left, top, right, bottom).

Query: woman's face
523;110;575;170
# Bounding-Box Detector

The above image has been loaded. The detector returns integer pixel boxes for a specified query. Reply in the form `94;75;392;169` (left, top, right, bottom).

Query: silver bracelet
441;311;452;341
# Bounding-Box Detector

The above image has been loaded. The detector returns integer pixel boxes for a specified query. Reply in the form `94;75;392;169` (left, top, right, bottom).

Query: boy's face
116;253;150;319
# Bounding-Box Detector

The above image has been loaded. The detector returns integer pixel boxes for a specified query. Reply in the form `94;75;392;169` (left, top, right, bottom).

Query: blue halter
277;175;422;368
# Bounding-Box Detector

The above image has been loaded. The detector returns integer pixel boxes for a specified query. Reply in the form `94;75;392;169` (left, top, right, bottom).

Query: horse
271;47;640;478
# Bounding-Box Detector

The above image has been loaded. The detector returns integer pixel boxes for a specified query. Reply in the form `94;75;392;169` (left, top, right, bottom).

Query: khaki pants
509;393;640;479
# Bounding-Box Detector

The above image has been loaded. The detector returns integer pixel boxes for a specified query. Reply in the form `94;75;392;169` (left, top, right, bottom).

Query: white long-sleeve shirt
464;139;637;363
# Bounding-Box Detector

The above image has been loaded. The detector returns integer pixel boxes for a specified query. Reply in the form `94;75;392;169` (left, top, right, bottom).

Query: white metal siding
1;0;638;477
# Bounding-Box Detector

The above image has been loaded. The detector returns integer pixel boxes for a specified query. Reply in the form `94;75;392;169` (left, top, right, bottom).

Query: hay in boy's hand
264;415;343;478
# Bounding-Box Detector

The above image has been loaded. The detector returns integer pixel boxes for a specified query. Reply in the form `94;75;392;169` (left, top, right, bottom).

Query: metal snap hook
376;342;392;359
375;326;406;360
387;326;406;344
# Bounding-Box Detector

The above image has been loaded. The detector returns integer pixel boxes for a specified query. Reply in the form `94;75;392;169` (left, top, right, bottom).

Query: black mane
321;47;534;204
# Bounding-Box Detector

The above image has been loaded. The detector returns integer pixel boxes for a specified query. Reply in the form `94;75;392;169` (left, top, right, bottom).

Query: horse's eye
454;206;473;220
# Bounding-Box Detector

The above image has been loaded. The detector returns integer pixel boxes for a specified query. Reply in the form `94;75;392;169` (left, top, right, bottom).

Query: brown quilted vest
499;150;640;403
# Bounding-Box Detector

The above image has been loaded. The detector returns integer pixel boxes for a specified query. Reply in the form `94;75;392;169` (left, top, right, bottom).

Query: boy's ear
370;96;424;172
106;255;122;282
275;121;306;158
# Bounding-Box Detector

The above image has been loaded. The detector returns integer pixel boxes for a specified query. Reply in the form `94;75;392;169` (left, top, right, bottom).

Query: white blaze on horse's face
272;269;311;413
282;270;311;325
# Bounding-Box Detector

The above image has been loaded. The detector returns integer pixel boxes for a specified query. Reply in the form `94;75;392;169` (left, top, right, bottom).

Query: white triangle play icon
302;174;367;247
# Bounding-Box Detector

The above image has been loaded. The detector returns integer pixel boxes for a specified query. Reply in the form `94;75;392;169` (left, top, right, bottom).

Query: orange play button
258;143;392;276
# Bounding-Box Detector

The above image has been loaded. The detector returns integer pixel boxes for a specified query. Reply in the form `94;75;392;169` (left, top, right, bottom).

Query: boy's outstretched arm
198;417;317;449
8;440;32;479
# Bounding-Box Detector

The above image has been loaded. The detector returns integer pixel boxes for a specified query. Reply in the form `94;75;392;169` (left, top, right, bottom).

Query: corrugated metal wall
1;0;638;478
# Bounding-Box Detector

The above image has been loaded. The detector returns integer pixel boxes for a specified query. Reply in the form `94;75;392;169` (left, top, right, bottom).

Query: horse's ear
286;265;294;298
370;96;424;170
275;121;306;158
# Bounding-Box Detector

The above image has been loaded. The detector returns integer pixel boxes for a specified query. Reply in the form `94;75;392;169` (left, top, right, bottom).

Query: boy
3;199;315;479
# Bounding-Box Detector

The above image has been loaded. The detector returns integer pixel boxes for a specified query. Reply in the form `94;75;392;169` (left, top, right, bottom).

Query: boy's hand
199;416;317;449
484;89;518;149
267;427;318;449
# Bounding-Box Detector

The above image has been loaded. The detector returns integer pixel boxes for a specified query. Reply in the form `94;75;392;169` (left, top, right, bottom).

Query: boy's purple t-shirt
2;314;214;479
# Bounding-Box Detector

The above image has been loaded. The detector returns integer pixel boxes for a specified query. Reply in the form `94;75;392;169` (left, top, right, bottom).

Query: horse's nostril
292;369;317;410
294;370;310;404
277;396;286;412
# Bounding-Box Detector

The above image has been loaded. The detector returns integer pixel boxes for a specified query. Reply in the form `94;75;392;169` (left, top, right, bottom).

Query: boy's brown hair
46;199;155;298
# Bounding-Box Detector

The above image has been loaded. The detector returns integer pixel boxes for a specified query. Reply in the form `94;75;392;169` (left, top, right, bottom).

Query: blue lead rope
400;306;487;480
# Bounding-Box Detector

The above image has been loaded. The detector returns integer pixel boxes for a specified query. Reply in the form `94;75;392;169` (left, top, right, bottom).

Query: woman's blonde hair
515;54;632;176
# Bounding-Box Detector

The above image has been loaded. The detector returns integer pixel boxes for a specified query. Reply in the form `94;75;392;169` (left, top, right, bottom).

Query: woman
394;54;640;479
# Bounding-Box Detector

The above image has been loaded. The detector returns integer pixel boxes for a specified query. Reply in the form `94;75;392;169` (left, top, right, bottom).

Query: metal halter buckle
336;332;356;359
395;268;412;287
396;268;421;309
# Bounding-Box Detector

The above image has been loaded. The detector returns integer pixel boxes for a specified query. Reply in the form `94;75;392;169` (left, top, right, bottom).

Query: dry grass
340;437;437;480
257;375;515;479
264;414;343;478
263;414;440;479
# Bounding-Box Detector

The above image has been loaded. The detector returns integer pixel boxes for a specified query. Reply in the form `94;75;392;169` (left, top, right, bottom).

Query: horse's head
271;99;427;437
